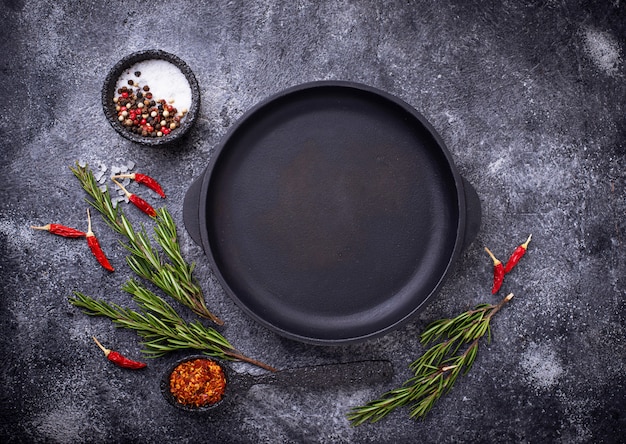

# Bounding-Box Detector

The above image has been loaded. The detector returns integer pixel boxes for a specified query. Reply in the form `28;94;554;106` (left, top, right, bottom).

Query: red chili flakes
169;359;227;407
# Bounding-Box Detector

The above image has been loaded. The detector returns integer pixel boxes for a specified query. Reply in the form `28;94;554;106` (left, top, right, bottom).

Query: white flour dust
581;27;623;77
520;341;564;390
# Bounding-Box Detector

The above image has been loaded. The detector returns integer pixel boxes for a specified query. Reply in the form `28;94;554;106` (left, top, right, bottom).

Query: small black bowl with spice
161;355;228;412
102;50;200;146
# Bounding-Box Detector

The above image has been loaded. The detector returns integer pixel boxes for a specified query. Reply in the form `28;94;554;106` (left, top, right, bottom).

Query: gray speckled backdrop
1;1;625;443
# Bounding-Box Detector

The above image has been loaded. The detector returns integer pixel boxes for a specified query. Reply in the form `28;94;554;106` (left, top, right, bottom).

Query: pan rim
195;80;467;344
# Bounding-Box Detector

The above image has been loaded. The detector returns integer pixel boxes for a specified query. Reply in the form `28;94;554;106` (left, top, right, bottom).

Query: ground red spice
169;359;227;407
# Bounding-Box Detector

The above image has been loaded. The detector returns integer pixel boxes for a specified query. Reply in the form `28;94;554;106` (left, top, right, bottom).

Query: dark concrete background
1;1;625;443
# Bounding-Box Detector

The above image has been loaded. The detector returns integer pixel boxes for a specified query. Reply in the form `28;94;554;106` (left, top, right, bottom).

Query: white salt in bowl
102;50;200;146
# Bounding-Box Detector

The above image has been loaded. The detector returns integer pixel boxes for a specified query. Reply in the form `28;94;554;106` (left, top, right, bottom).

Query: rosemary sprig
70;162;222;325
69;280;277;372
347;293;514;425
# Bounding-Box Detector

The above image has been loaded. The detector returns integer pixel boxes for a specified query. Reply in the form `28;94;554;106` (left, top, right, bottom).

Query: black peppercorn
113;79;184;139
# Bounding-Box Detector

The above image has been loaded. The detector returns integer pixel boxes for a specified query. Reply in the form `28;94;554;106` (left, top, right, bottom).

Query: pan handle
462;177;481;249
183;173;204;247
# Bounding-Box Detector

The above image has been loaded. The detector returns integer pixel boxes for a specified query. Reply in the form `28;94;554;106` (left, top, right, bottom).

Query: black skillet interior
202;82;462;344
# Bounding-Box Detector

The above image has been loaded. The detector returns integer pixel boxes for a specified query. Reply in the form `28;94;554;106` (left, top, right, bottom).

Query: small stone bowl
160;355;229;413
102;50;200;146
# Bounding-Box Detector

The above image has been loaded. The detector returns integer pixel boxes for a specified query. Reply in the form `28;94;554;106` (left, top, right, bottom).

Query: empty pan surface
185;81;476;344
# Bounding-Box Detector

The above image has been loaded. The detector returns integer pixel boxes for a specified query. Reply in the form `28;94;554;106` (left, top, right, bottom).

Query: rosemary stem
348;292;516;426
70;162;222;324
488;293;514;320
223;350;278;372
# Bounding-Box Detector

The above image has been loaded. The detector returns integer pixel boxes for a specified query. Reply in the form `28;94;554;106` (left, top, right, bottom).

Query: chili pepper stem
111;174;136;180
92;336;111;357
86;208;93;235
30;224;51;231
521;234;532;249
111;178;132;199
484;247;501;266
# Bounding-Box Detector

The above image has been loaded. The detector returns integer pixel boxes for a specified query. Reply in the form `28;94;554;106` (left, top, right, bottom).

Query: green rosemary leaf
71;162;222;325
463;342;480;374
68;286;276;371
69;163;276;371
348;293;514;426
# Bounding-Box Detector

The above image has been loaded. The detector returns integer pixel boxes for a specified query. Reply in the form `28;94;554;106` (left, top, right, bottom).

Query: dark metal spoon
161;356;394;413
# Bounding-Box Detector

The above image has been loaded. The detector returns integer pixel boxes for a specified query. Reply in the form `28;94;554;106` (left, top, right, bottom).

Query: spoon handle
248;359;394;389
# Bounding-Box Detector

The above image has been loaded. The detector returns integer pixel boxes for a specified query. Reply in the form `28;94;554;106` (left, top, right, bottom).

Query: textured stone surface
1;1;624;443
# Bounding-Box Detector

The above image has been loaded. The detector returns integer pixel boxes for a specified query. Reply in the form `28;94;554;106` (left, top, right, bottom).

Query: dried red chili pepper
86;208;114;272
31;223;85;238
111;173;166;198
92;336;147;370
112;179;157;217
128;194;157;217
484;247;504;294
504;234;532;274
